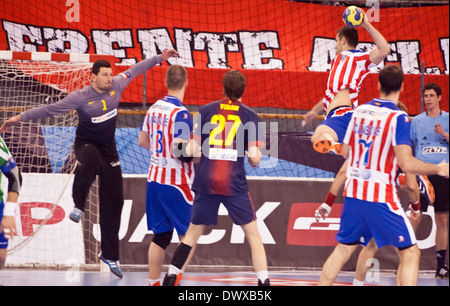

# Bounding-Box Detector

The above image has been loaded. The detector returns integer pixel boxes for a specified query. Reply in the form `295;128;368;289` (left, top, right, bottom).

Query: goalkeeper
0;135;22;271
0;49;179;278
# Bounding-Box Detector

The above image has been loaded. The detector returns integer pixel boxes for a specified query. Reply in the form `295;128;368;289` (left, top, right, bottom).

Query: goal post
0;51;115;268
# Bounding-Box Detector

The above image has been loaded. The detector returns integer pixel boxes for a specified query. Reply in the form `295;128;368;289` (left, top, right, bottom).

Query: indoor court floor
0;267;447;286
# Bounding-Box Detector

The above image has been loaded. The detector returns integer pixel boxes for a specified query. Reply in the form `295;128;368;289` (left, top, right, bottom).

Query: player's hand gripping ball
343;6;364;27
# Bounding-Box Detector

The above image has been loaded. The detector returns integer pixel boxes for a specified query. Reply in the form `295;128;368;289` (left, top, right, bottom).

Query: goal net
0;0;448;269
0;52;115;267
1;0;448;182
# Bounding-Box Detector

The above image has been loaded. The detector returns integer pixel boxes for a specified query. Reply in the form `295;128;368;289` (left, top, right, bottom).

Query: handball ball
343;6;364;27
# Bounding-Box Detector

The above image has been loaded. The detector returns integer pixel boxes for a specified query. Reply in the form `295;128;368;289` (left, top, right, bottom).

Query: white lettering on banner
194;32;240;69
440;38;449;75
92;30;137;65
125;201;280;244
3;20;447;74
230;202;280;244
5;173;85;266
86;198;437;248
308;37;448;75
43;27;88;54
239;31;284;70
293;217;340;231
293;208;437;249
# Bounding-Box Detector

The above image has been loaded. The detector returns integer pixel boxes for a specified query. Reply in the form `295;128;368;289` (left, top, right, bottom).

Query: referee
0;49;179;278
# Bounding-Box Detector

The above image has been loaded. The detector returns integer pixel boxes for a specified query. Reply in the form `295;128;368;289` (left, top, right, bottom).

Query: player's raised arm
115;49;180;91
161;48;180;61
361;11;390;65
0;90;79;133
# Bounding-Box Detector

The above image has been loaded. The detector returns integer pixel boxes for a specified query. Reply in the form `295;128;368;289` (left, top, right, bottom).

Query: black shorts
191;192;256;226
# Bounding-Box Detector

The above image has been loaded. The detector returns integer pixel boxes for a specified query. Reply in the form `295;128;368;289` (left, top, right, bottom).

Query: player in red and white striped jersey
139;65;194;286
318;65;449;286
323;49;374;112
304;11;390;155
142;98;194;189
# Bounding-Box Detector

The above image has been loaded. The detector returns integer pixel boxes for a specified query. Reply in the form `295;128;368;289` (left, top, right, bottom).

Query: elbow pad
5;166;22;194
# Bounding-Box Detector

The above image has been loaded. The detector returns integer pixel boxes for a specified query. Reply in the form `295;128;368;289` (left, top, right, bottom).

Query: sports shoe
313;139;343;155
162;273;183;286
98;253;123;279
436;266;449;280
417;175;435;205
69;208;84;223
258;278;271;286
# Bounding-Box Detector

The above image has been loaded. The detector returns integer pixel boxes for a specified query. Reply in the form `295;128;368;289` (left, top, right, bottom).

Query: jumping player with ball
303;6;391;155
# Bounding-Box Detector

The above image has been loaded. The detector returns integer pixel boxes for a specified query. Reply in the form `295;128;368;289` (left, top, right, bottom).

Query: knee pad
152;231;173;250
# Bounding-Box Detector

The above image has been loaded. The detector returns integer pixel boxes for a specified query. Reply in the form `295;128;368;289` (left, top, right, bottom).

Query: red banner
1;0;448;114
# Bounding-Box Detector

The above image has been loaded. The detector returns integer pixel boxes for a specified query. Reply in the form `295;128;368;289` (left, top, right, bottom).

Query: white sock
353;278;364;286
168;264;183;276
148;278;160;286
256;270;269;282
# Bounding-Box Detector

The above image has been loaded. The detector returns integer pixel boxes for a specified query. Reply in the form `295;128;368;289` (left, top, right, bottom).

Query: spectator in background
410;83;449;279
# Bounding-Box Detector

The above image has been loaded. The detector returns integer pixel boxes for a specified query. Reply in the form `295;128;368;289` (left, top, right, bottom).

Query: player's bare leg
319;243;358;285
148;242;165;285
181;224;206;247
241;220;270;285
311;125;343;155
397;244;420;286
0;249;6;270
150;233;197;286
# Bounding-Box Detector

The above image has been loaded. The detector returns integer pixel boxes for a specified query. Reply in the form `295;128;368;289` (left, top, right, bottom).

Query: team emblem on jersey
331;107;353;117
119;71;131;79
110;90;115;97
361;169;371;180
